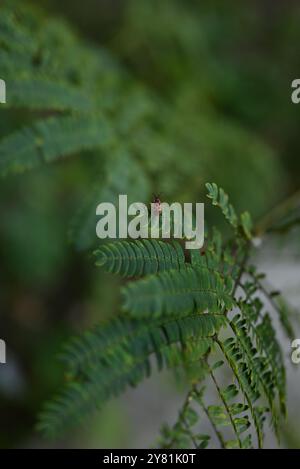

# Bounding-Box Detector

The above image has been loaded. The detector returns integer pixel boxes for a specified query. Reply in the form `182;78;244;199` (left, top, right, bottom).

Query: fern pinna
37;183;295;449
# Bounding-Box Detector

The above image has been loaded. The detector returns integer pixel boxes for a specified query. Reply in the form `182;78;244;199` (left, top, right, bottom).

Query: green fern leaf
8;78;94;112
37;313;221;437
95;240;185;277
0;115;112;176
206;182;238;229
122;265;235;318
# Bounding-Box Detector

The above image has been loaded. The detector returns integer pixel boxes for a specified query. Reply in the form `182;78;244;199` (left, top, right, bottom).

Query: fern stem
255;188;300;236
163;387;198;449
209;368;242;448
249;273;285;323
215;338;263;448
232;246;250;297
180;389;199;449
196;392;226;449
229;320;273;409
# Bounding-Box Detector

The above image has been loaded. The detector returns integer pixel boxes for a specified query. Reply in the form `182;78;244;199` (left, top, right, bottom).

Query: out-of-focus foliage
113;0;300;186
0;0;285;226
0;0;300;448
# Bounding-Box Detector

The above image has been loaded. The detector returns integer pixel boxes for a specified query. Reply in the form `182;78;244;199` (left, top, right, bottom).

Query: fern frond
238;292;286;414
209;367;253;449
161;377;253;449
206;182;238;229
0;116;112;176
206;182;253;240
220;307;283;442
159;387;211;449
36;180;292;448
216;337;265;448
229;317;277;423
0;5;37;54
247;268;296;339
95;240;185;277
122;265;235;318
61;313;225;375
7;78;94;112
37;312;224;437
0;50;33;79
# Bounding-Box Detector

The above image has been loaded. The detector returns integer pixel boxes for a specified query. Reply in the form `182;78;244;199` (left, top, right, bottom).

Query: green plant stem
197;394;226;449
232;246;250;297
164;387;197;449
209;369;242;449
249;273;283;319
255;188;300;236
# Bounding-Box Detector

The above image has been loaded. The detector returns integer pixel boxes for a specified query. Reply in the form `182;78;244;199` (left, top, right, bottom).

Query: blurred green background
0;0;300;448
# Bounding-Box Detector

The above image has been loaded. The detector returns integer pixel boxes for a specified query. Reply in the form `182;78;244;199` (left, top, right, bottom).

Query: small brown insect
152;193;163;214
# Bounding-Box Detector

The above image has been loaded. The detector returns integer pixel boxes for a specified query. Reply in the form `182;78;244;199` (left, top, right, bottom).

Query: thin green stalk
209;368;242;449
